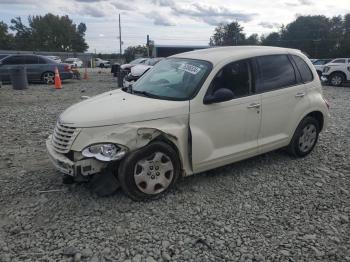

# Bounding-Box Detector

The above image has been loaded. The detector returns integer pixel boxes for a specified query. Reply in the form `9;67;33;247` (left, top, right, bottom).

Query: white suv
321;58;350;86
46;46;329;200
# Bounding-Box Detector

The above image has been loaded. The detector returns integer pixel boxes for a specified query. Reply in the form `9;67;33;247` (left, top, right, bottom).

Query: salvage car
0;54;73;84
46;46;329;200
123;57;164;88
120;58;148;74
65;58;83;68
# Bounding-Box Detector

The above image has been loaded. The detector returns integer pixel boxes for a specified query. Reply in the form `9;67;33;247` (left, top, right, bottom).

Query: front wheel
118;141;180;201
288;116;320;157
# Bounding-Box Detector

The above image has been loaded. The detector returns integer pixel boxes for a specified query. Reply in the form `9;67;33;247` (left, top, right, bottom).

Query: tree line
0;14;88;52
210;14;350;58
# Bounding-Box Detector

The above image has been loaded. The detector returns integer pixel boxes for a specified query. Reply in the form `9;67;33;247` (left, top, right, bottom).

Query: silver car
0;54;73;84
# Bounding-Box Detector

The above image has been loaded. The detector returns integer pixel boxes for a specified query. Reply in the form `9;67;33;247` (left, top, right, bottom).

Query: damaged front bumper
46;136;108;176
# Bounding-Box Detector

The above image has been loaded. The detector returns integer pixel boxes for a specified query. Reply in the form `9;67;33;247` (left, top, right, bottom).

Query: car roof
171;46;304;66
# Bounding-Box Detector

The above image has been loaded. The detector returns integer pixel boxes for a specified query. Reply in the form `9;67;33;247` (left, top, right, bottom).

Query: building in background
152;45;209;57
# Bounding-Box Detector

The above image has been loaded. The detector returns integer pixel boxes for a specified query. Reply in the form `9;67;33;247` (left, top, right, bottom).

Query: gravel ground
0;71;349;262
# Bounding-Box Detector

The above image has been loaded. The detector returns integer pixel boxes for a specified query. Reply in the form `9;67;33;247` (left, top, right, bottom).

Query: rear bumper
46;136;107;176
60;72;74;80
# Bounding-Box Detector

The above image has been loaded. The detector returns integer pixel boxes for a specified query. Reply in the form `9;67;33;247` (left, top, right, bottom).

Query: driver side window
209;60;252;98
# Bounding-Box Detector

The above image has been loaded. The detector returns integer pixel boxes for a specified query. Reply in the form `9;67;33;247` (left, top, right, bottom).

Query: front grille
51;122;79;153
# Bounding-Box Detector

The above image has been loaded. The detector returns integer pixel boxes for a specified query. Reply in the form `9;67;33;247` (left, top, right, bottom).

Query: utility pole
147;35;150;57
118;14;122;55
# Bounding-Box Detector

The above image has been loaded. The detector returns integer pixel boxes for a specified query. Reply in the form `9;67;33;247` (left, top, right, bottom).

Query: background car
123;57;164;87
312;59;332;77
94;58;110;68
0;54;73;84
46;56;62;63
321;58;350;86
120;58;148;74
65;58;83;68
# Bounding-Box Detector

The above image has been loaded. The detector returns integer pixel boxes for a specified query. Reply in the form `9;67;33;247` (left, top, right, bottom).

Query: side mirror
204;88;235;104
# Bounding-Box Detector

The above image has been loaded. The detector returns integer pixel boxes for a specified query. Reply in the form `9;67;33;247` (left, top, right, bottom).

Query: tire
41;71;55;84
118;141;180;201
329;73;344;86
99;63;104;68
288;116;320;157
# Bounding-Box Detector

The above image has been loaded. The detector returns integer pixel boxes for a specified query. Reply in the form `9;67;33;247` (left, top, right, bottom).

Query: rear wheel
288;116;320;157
42;72;55;84
329;73;344;86
99;63;104;68
118;141;180;201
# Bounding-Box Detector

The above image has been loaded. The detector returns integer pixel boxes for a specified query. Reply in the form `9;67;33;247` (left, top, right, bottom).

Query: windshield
131;58;212;101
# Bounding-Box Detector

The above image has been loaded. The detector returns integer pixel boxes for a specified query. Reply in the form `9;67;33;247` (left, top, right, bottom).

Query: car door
190;59;261;173
0;55;25;82
255;54;310;154
24;55;40;82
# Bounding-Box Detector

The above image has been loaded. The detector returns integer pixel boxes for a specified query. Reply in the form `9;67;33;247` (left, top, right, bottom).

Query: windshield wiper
132;90;161;98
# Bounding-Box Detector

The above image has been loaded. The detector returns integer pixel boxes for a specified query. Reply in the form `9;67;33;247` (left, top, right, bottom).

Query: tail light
323;97;330;109
64;64;71;72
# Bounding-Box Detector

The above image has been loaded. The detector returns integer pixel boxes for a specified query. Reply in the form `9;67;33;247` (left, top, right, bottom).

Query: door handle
295;92;305;98
247;103;260;109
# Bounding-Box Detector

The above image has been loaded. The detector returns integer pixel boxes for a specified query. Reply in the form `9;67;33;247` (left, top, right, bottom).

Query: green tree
0;21;14;49
261;32;282;46
209;22;246;46
8;14;88;52
10;17;32;50
123;45;148;62
28;14;88;52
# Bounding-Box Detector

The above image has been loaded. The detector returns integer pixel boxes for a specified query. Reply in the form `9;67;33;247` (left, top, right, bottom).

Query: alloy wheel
43;72;55;84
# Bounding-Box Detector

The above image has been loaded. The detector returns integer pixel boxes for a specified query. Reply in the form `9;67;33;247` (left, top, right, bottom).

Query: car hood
59;89;189;128
130;65;153;77
121;64;135;70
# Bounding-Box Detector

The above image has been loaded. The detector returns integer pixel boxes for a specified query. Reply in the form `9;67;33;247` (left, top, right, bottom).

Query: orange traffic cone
54;67;62;89
83;67;88;80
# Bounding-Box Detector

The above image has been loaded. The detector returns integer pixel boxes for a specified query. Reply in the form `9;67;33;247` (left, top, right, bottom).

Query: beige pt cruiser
46;46;330;200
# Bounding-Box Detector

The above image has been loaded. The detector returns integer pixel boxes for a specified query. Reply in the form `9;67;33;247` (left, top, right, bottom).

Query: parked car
46;46;329;200
94;58;110;68
0;54;73;84
321;58;350;86
65;58;83;68
46;56;62;63
123;58;164;88
312;59;332;77
120;58;148;73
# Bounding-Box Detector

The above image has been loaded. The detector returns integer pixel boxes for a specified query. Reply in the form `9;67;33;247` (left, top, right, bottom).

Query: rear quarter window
292;55;314;83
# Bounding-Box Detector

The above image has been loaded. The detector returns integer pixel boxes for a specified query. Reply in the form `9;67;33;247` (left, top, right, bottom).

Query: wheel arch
329;70;347;79
305;111;324;131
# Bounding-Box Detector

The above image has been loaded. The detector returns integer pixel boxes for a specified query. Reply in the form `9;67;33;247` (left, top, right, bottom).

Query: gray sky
0;0;349;53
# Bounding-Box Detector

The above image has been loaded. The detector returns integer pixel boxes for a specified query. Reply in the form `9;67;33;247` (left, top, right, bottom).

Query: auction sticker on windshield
178;63;201;75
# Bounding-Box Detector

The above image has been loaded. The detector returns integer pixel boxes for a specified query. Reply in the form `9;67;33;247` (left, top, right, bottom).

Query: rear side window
24;56;38;64
292;55;313;83
256;55;296;92
38;57;48;64
332;59;346;63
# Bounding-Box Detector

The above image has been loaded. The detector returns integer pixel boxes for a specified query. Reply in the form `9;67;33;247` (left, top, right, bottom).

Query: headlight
82;143;127;162
323;66;330;73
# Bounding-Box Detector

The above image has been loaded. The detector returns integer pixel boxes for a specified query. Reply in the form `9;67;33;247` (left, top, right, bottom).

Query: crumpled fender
70;115;192;176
